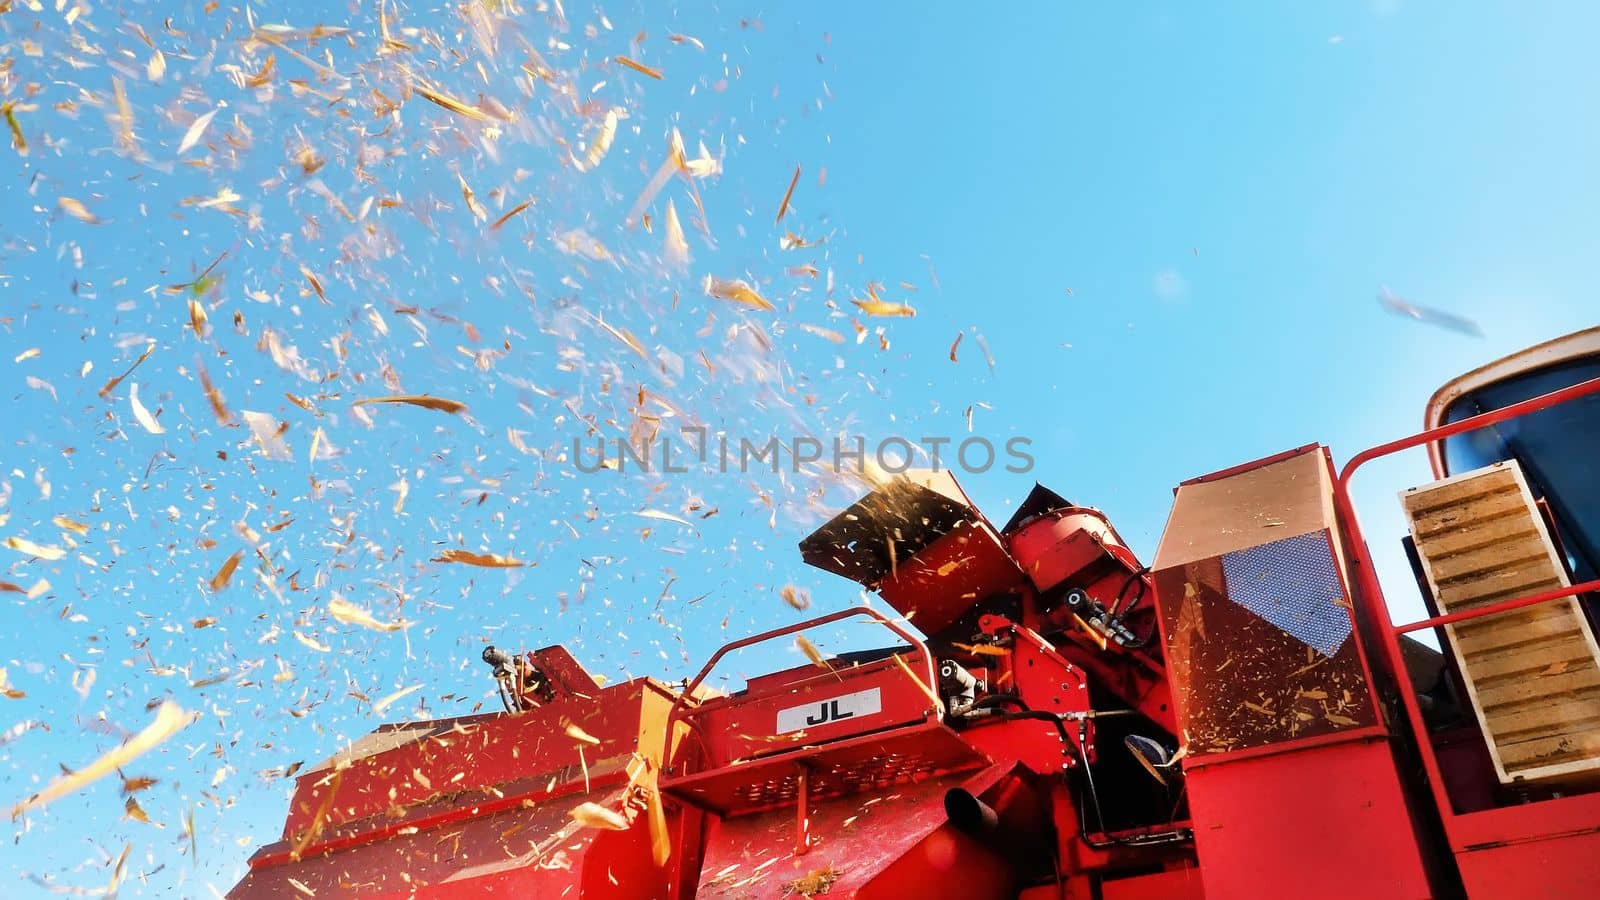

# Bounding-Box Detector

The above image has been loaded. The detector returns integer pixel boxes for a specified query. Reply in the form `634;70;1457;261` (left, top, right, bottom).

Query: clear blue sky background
1;1;1595;895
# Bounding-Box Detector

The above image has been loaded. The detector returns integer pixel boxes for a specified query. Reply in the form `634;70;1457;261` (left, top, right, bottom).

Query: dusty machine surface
232;327;1600;899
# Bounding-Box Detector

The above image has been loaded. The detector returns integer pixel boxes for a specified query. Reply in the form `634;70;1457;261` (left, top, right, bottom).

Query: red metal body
230;349;1600;899
231;652;684;898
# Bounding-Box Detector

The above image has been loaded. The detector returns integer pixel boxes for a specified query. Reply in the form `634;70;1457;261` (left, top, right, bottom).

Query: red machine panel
1183;738;1433;900
1153;448;1380;757
685;656;939;768
1009;506;1140;595
1152;447;1440;899
232;670;681;899
1453;812;1600;897
878;518;1027;636
693;769;1014;900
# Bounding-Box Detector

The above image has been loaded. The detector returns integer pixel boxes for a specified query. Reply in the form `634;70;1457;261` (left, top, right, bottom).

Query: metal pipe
943;787;999;836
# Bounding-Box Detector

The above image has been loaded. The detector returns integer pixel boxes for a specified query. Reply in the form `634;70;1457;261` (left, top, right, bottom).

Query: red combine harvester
232;328;1600;899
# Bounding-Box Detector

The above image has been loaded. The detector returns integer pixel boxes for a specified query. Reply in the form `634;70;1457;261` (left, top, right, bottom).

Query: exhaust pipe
944;788;1000;836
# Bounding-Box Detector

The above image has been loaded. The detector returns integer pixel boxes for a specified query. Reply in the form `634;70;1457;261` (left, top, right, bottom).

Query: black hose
993;709;1072;745
1109;569;1161;649
962;693;1030;714
1109;566;1149;617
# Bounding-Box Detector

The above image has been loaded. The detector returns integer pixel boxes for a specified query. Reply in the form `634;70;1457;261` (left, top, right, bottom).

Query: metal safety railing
1332;373;1600;820
658;605;943;777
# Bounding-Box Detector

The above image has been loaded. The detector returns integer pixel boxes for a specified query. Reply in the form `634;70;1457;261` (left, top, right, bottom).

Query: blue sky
1;1;1596;895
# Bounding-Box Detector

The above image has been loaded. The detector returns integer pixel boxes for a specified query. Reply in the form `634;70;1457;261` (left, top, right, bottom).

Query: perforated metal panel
729;749;948;808
1221;531;1352;658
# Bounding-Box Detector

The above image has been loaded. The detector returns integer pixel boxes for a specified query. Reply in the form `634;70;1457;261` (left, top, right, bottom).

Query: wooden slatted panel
1401;460;1600;783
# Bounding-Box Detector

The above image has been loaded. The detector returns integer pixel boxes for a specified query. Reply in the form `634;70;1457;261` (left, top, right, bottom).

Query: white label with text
775;687;882;734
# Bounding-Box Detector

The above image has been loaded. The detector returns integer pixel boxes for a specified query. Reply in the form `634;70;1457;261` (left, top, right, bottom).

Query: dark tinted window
1441;357;1600;583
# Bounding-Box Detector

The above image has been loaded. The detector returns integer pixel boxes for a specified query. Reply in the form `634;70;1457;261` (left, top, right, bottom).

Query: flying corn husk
458;174;487;220
891;653;941;708
98;341;156;398
433;549;526;567
354;395;467;414
775;165;801;223
413;83;495;121
299;266;327;302
851;293;916;318
189;299;208;337
129;383;164;434
798;324;844;344
328;596;408;632
796;635;827;668
373;684;421;715
124;797;151;823
243;410;292;460
3;101;26;156
574;107;620;172
58;197;99;223
0;669;23;699
663;199;690;268
289;771;342;859
5;537;64;561
209;550;243;591
111;77;135;152
9;702;197;818
615;56;662;79
490;199;533;230
781;585;811;611
636;509;694;528
952;642;1009;657
584;313;648;359
704;276;775;311
571;801;629;830
565;723;601;745
177;108;218;155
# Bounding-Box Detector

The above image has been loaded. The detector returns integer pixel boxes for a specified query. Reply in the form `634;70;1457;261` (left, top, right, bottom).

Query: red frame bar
1178;442;1323;487
794;763;811;856
1341;374;1600;476
1396;578;1600;635
1333;373;1600;836
660;606;943;774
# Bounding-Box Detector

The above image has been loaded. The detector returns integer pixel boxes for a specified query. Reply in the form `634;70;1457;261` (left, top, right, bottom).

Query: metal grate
730;750;945;808
1221;531;1352;657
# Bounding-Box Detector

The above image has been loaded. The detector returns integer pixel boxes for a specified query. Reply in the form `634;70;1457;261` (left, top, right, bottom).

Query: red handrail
1340;374;1600;481
659;605;942;776
1396;578;1600;635
1333;372;1600;828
